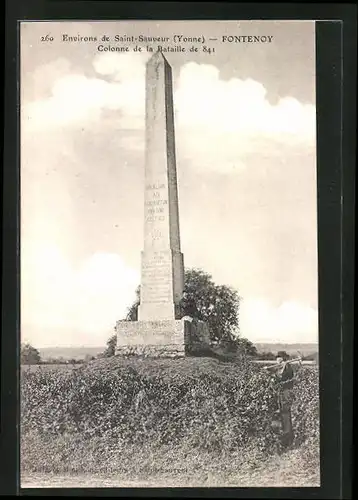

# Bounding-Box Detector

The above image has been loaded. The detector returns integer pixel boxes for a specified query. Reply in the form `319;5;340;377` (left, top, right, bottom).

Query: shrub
21;358;318;451
21;343;41;365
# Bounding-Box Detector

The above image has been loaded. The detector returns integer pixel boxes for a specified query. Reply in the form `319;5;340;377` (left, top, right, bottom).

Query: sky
20;21;318;348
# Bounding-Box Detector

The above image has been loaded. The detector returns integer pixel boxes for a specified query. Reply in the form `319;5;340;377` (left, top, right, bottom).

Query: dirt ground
21;458;320;489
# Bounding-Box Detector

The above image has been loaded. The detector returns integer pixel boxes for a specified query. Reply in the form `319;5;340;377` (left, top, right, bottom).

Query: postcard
20;20;319;488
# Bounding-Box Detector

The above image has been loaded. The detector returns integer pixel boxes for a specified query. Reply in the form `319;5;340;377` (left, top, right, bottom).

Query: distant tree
21;343;41;365
216;337;257;356
68;358;79;365
235;338;258;357
47;357;64;364
257;351;277;361
124;268;241;345
102;332;117;357
47;357;59;365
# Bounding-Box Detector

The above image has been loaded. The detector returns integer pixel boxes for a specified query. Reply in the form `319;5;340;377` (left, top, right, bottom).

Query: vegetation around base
21;356;320;486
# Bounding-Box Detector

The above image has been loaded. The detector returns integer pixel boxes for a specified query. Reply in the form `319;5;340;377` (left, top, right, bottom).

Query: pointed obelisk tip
147;50;169;67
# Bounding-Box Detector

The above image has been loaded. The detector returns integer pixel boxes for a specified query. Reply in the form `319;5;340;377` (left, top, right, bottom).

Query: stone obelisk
116;52;193;357
138;51;184;321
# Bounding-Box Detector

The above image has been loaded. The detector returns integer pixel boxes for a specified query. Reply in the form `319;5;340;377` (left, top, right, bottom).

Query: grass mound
21;356;319;481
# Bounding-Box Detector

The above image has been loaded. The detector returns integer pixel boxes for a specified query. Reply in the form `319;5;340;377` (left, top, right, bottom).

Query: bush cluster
21;357;319;456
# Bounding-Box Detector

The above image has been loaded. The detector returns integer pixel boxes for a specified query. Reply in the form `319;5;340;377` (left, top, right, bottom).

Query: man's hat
277;351;289;360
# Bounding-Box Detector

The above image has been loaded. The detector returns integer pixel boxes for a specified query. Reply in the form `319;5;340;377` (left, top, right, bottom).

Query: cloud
23;74;145;130
22;55;316;147
175;62;315;142
30;58;72;97
240;298;318;343
22;53;148;131
22;55;316;177
92;51;148;80
75;253;139;337
21;245;140;347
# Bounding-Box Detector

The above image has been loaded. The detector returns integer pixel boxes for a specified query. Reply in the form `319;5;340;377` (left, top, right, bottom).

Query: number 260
41;34;54;42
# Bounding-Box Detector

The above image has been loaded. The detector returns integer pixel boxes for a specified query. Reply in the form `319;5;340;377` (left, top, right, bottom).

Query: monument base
115;317;211;358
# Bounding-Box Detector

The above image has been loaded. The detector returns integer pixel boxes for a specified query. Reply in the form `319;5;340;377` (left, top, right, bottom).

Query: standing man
265;351;295;448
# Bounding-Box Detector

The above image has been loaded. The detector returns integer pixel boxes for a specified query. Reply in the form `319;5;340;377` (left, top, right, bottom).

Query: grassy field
21;356;320;488
21;359;316;373
21;442;320;488
35;343;318;363
21;363;83;372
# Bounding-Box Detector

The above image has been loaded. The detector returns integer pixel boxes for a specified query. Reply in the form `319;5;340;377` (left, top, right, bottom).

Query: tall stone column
115;52;210;357
138;51;184;321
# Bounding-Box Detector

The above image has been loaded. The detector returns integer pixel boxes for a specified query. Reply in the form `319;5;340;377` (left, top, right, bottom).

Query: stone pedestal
115;316;211;357
116;318;187;357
